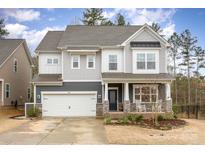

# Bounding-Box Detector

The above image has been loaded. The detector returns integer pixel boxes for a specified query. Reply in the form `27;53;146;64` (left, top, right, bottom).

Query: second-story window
136;53;145;69
47;58;52;64
147;53;156;69
53;58;59;64
109;55;117;70
72;55;80;69
136;53;156;70
13;59;18;72
87;55;95;69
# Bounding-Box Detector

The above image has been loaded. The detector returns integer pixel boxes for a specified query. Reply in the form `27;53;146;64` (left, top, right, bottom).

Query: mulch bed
139;119;187;130
106;119;187;130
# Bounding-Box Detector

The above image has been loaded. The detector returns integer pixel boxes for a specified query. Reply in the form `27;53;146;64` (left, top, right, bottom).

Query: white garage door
42;92;97;117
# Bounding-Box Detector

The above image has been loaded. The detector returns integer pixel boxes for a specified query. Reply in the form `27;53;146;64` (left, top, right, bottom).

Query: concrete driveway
0;118;108;145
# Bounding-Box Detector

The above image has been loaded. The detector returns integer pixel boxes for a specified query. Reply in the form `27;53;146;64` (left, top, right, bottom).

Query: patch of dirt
0;108;28;133
105;119;205;144
140;119;186;130
107;119;186;130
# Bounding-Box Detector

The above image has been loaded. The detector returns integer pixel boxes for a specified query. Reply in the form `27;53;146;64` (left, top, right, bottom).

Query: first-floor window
109;55;117;70
134;85;158;103
72;55;80;69
27;88;31;100
5;83;10;98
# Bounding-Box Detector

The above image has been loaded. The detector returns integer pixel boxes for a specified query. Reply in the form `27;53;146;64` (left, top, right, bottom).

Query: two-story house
0;39;33;107
33;24;174;117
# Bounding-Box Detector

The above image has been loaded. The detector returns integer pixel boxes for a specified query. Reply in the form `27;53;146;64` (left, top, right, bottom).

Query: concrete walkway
0;118;108;145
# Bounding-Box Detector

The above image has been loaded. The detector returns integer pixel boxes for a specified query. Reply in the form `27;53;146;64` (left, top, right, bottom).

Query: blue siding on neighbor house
36;82;102;103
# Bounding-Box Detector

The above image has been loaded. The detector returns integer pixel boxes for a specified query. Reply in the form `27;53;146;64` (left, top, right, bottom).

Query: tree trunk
187;58;191;105
174;58;178;104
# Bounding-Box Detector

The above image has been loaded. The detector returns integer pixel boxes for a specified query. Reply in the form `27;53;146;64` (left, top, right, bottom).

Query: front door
108;89;117;111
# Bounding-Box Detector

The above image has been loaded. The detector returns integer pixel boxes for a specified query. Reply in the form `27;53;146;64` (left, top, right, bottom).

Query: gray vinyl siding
36;82;102;103
124;30;167;73
62;51;101;80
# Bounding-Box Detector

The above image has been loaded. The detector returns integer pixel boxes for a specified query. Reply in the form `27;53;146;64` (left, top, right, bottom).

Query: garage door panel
42;93;97;117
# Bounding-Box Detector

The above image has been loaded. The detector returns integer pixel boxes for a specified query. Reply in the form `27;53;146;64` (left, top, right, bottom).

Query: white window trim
132;50;159;74
13;58;18;73
5;83;10;98
86;55;96;69
133;84;158;104
71;55;80;69
108;54;118;72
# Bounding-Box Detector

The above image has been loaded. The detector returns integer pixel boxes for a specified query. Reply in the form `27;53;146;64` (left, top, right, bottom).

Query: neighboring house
33;24;174;117
0;39;33;106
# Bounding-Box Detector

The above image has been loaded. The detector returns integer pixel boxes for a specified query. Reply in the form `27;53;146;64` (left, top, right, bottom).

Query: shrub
172;105;178;115
127;114;137;123
136;115;144;122
104;116;112;124
163;113;175;120
27;107;40;117
118;116;129;124
172;105;178;119
157;115;164;121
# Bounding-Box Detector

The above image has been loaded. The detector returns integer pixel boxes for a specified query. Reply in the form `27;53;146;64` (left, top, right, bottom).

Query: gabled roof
36;31;64;52
57;25;142;49
0;39;33;67
36;24;170;52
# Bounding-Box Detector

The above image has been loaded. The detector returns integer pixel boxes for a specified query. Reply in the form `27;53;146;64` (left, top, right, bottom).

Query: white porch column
165;83;171;100
104;83;108;101
124;82;129;101
124;82;130;112
165;82;172;112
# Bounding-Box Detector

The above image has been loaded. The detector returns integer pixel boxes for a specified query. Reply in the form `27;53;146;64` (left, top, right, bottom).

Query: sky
0;8;205;74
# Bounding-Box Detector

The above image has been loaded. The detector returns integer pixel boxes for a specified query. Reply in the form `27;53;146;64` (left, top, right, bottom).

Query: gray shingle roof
0;39;24;66
32;74;62;82
102;73;174;80
57;25;142;49
36;31;64;51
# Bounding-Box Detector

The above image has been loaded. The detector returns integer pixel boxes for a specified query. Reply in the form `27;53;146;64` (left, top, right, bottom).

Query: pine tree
179;29;197;105
193;46;205;105
0;19;9;38
168;32;180;104
116;13;126;26
151;22;162;34
82;8;106;25
193;47;205;77
101;20;114;26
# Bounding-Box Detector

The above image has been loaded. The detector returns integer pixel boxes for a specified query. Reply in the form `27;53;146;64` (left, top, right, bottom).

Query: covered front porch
101;73;174;115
